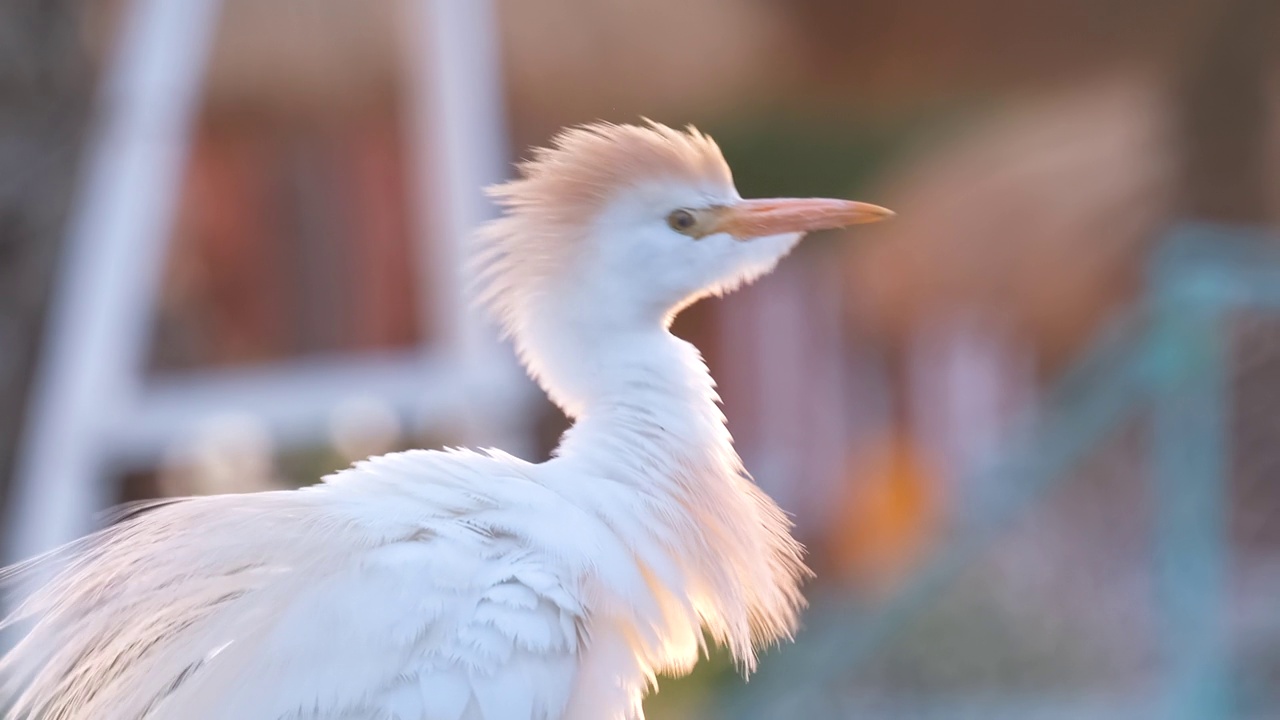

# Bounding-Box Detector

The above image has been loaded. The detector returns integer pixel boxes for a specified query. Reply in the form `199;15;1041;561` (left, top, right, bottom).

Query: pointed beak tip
865;204;896;223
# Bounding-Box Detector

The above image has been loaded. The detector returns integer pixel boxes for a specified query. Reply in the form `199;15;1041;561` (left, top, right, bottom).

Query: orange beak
709;198;894;240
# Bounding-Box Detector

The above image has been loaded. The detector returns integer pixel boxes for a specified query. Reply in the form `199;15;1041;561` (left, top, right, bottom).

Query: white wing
0;449;589;720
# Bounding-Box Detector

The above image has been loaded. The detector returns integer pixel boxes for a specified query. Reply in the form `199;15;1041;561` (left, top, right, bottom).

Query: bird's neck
522;304;731;473
553;329;725;463
523;314;806;667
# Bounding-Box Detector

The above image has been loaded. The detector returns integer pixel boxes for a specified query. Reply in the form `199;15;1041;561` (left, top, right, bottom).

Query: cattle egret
0;121;892;719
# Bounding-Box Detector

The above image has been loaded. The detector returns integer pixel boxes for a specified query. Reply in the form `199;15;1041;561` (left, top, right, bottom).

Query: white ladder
4;0;534;563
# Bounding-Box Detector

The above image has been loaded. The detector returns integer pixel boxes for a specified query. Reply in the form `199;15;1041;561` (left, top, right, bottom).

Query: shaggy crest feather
471;121;732;342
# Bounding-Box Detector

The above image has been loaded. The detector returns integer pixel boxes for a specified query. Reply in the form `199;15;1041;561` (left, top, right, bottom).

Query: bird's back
0;448;620;720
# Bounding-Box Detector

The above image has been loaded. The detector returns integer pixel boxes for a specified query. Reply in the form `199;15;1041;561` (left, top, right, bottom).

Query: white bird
0;121;892;719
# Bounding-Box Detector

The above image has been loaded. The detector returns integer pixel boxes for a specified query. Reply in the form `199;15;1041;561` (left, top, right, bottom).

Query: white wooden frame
4;0;533;562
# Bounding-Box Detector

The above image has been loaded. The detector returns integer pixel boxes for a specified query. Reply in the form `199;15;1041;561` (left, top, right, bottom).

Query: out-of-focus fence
724;222;1280;720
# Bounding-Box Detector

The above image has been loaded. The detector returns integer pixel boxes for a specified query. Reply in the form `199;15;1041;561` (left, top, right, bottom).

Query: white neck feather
523;301;808;671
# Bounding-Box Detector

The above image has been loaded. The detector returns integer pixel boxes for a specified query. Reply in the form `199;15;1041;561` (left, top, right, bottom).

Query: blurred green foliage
705;104;975;199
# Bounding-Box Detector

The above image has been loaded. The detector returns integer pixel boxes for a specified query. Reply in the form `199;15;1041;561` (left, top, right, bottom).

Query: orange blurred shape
828;430;941;597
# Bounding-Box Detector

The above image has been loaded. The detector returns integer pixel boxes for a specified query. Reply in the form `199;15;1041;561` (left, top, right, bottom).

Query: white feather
0;122;814;719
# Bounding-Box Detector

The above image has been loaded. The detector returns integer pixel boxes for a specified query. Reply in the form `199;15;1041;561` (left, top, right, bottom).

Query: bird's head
473;121;891;376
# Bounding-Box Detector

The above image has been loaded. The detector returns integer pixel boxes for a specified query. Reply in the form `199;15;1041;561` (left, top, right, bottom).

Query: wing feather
0;450;587;720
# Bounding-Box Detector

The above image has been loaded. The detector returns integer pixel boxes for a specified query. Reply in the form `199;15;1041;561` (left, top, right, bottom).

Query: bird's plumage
2;349;803;719
0;121;892;719
3;449;602;719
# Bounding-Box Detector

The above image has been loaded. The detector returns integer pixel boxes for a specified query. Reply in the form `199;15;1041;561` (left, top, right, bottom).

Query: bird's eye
666;209;697;234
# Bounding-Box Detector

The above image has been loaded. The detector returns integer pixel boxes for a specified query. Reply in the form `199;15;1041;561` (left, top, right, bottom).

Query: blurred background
1;0;1279;717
